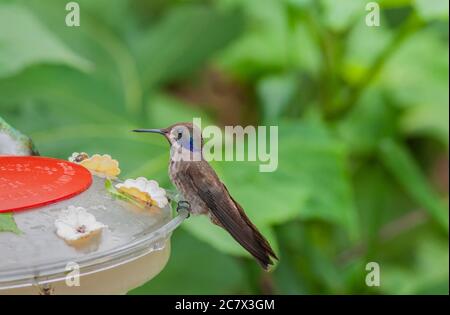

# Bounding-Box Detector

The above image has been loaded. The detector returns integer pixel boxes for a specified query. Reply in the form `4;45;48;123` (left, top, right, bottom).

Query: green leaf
413;0;449;21
273;116;359;238
133;5;244;87
321;0;368;32
382;235;449;294
257;73;298;123
0;3;91;79
20;0;145;115
379;0;413;8
379;139;449;232
342;18;392;85
0;65;128;125
146;94;214;127
218;0;322;79
380;29;449;146
337;88;398;155
352;163;415;243
218;0;296;78
0;213;21;234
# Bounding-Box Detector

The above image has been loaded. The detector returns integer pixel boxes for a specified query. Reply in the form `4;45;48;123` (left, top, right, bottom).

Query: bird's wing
185;161;277;269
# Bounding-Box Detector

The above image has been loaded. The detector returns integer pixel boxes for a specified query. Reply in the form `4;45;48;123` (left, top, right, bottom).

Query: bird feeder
0;150;187;294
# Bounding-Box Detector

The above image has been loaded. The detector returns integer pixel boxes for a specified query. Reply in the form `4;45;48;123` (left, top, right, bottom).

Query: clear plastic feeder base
0;164;187;295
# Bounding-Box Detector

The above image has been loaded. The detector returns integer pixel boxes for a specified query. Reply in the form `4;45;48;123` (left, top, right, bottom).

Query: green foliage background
0;0;448;294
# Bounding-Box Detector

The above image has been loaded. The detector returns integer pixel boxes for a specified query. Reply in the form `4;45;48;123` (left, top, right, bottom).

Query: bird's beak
132;128;171;145
132;128;166;135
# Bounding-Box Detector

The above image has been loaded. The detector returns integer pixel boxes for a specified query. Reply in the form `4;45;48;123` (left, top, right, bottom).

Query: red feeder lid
0;156;92;213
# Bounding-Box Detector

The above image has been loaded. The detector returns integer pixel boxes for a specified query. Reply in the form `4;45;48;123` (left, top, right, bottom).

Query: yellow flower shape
115;177;168;208
80;154;121;178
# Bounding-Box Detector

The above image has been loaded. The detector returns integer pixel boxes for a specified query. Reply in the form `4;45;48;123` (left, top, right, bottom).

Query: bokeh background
0;0;448;294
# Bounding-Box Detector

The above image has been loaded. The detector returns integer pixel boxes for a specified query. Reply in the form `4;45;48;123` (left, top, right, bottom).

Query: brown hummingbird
133;123;278;270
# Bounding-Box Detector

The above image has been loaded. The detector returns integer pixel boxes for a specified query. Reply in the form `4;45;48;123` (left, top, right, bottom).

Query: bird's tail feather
210;196;278;270
238;209;278;270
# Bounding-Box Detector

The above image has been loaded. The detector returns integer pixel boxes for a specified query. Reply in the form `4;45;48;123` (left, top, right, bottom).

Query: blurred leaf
0;65;128;124
0;3;91;79
381;29;449;146
272;221;309;294
128;229;248;294
70;0;138;35
382;235;449;294
218;0;321;79
218;0;293;78
305;238;346;292
20;0;143;116
0;213;21;234
321;0;368;32
273;220;354;294
414;0;449;21
257;73;298;123
342;18;392;85
337;88;398;155
272;254;306;294
353;163;415;243
146;94;213;127
133;5;243;87
379;0;413;8
379;139;449;232
273;115;359;238
21;0;137;40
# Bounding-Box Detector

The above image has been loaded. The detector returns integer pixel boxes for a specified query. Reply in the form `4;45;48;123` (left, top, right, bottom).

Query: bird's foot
176;200;191;218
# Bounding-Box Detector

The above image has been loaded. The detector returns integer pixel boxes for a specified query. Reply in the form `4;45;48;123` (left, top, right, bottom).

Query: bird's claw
176;201;191;218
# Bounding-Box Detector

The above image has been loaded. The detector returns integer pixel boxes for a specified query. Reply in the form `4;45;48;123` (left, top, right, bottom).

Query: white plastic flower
115;177;168;208
80;154;121;178
55;206;107;243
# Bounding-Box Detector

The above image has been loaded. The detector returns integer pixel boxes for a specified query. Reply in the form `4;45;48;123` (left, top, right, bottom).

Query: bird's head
133;122;203;152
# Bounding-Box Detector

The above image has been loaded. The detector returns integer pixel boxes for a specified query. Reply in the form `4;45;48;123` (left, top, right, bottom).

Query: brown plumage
133;123;278;270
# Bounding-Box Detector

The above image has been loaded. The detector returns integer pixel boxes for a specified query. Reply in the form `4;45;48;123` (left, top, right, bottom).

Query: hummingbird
133;123;278;270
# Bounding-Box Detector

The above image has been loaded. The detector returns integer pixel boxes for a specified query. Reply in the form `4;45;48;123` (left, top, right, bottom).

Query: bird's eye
177;131;183;140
